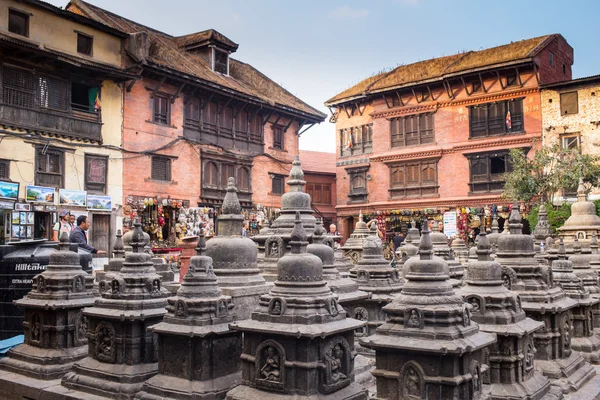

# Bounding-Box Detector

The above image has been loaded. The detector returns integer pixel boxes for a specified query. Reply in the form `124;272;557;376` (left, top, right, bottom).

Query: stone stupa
136;229;242;399
533;203;553;248
430;223;464;287
487;214;501;251
558;178;600;243
226;212;368;400
451;236;469;265
494;202;595;393
96;229;125;284
205;177;271;320
552;239;600;364
251;156;317;280
457;232;561;400
396;221;419;269
340;211;370;264
60;221;170;399
0;233;97;398
361;224;496;399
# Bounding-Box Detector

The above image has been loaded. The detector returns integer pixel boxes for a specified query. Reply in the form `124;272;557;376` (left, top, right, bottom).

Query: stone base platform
220;284;273;321
135;370;242;400
353;354;375;395
0;344;87;380
226;381;368;400
537;352;596;394
485;372;563;400
572;334;600;364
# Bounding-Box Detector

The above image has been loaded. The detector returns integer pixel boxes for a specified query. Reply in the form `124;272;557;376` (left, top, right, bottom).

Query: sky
48;0;600;153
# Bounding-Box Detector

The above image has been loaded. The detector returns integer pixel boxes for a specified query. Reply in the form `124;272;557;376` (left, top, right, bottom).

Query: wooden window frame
390;113;434;148
466;150;519;194
84;153;108;194
76;32;93;56
213;48;229;75
306;183;332;205
151;156;172;182
0;159;10;180
35;147;65;188
346;166;369;203
561;133;581;151
153;94;170;125
272;125;284;150
339;124;373;157
8;8;29;37
388;160;439;199
237;166;251;192
271;174;285;195
549;51;555;67
468;98;524;139
560;91;578;116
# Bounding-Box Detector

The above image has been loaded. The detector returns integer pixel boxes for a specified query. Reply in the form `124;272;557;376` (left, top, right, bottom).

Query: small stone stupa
553;239;600;364
136;229;242;399
252;156;317;280
123;228;174;284
361;225;496;399
451;236;469;265
205;177;271;320
340;211;370;264
494;202;595;393
347;223;403;347
487;215;501;251
60;221;170;399
533;203;553;247
457;232;561;400
96;229;125;284
569;238;599;295
395;220;419;269
307;220;368;306
226;212;368;400
430;223;464;287
0;233;96;394
558;178;600;243
590;234;600;279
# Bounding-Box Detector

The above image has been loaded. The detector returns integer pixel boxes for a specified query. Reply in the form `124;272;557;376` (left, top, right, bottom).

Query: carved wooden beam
515;67;523;87
171;83;186;104
443;80;454;100
183;87;197;105
395;91;404;106
533;63;540;85
262;109;274;125
426;85;434;101
382;94;392;109
217;97;233;115
126;79;137;92
298;123;316;136
355;102;366;116
248;107;260;122
495;71;506;90
478;73;488;93
343;104;351;119
150;76;166;98
411;88;423;103
200;92;214;110
460;77;472;96
233;102;247;119
283;117;295;133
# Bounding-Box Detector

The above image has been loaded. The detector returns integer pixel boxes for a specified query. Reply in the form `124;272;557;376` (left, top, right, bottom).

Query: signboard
443;211;458;238
87;195;112;211
0;180;19;200
26;185;55;204
59;189;87;207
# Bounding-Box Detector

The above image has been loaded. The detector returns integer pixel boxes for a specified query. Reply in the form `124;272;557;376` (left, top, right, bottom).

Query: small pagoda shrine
96;229;125;284
552;239;600;364
347;223;403;348
494;203;595;393
533;203;553;249
226;212;368;400
361;225;496;400
451;236;469;265
340;211;370;264
430;223;464;287
569;238;599;295
252;156;317;280
205;178;271;320
307;219;368;306
60;221;170;399
136;230;242;399
487;215;501;251
395;220;419;269
558;178;600;243
457;232;561;400
0;233;96;396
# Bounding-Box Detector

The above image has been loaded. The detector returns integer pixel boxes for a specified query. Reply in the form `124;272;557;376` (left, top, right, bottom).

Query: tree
503;144;600;204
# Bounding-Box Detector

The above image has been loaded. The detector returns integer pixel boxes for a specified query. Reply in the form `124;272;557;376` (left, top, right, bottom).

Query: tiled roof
326;35;557;105
67;0;326;122
299;150;336;175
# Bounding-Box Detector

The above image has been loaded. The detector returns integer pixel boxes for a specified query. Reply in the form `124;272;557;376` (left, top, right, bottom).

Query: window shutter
560;92;578;115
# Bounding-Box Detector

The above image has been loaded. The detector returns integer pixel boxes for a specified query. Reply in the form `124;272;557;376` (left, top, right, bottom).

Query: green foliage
526;203;540;232
526;202;572;233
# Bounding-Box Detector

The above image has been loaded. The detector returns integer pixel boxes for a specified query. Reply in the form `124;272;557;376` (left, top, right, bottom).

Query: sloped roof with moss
66;0;325;122
326;35;557;105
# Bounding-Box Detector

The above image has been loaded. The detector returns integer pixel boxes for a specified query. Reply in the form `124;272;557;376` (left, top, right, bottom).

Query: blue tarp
0;335;24;358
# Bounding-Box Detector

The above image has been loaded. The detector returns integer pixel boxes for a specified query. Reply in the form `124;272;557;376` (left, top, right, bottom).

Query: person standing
52;210;72;241
392;232;405;251
70;215;106;255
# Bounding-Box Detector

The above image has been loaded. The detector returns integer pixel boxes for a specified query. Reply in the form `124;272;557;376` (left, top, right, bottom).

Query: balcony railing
0;101;102;142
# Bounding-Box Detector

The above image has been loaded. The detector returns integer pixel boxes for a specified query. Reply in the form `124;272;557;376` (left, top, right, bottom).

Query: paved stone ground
567;366;600;400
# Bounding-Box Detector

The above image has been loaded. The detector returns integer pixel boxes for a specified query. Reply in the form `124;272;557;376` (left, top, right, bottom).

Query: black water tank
0;239;93;340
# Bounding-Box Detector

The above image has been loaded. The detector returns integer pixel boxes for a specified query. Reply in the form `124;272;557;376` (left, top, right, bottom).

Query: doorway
91;213;110;254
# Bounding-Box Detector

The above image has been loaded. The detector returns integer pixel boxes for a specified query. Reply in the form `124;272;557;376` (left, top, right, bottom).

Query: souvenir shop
242;204;280;237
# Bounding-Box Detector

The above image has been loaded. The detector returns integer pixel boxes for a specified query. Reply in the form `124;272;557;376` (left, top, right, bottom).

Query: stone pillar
226;212;368;400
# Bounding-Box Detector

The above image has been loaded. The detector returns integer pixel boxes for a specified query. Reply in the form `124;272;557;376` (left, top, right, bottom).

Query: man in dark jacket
70;215;106;255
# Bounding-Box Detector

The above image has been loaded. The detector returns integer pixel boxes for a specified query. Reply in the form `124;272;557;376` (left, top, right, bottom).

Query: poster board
443;211;457;238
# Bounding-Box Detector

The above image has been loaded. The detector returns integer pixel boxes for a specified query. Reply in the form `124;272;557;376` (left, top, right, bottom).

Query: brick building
298;150;337;228
67;0;325;241
325;34;573;242
0;0;133;249
541;75;600;200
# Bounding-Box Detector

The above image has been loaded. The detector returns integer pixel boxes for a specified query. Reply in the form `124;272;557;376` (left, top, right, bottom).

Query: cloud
328;5;370;21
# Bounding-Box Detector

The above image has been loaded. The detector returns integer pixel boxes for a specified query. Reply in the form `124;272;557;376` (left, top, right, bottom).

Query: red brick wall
535;35;574;85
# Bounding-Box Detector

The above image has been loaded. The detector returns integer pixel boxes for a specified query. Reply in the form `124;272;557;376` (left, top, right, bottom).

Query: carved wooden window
221;164;235;188
0;159;9;180
214;49;228;74
220;106;234;136
340;124;373;157
306;183;332;205
466;150;515;193
38;75;69;111
84;154;107;194
8;9;29;37
249;113;263;142
238;167;250;192
389;160;438;199
469;99;523;138
151;156;171;181
272;174;285;195
391;113;434;148
77;33;93;56
560;92;578;115
347;167;368;203
236;109;248;139
204;101;218;134
205;161;219;187
153;95;170;125
3;65;35;108
36;147;64;187
273;125;284;150
184;97;200;128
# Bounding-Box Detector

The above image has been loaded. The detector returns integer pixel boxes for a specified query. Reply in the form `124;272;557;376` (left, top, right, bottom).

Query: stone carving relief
269;298;286;316
95;321;117;363
30;313;41;343
501;265;517;290
320;336;351;393
255;340;285;391
175;300;187;318
405;309;423;329
357;270;370;283
471;363;482;395
327;298;339;316
463;306;471;327
482;348;490;385
562;314;572;351
75;312;88;345
466;296;483;314
151;279;161;294
401;363;424;399
111;279;121;295
73;275;85;292
217;300;228;317
353;307;369;337
524;337;535;375
37;276;46;292
265;237;285;259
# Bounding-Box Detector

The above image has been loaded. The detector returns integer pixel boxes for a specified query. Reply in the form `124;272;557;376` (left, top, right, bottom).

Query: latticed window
249;114;263;142
238;167;250;192
340;124;373;157
85;154;107;194
3;65;35;108
36;148;64;187
306;183;332;205
153;95;170;125
0;159;9;180
347;167;368;203
272;175;285;195
273;126;284;150
184;96;201;128
391;113;434;148
466;151;515;193
151;157;171;181
220;106;234;136
389;160;438;198
469;99;524;138
205;162;219;187
38;75;69;111
235;109;248;139
221;164;235;187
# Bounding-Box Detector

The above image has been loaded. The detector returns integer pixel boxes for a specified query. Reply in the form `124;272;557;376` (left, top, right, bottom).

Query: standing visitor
70;215;106;255
52;210;72;241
